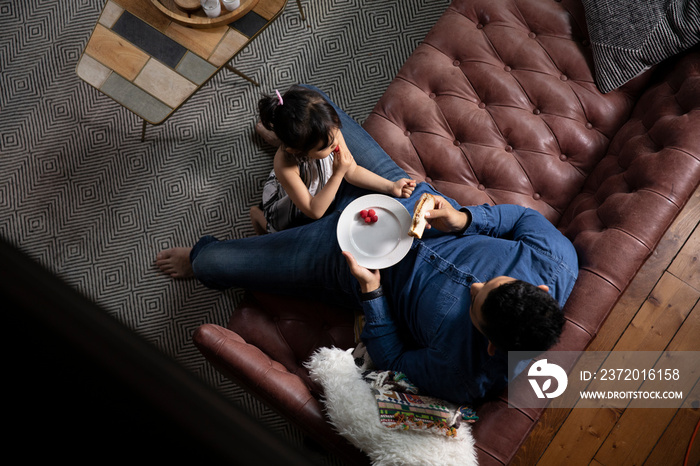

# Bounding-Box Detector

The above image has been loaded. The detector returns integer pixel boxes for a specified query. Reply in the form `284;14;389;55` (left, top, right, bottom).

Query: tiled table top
77;0;287;124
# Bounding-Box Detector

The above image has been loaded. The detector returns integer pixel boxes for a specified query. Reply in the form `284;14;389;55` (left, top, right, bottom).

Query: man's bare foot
255;120;282;147
156;247;194;279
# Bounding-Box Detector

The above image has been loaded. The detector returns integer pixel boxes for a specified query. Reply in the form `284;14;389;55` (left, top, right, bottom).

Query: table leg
141;119;147;142
296;0;306;21
224;65;260;86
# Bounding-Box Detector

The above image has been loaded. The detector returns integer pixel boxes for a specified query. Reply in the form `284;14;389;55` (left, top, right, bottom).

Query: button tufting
528;32;536;39
504;65;512;72
533;193;541;200
478;184;485;191
560;74;568;81
453;59;461;66
404;130;411;136
559;154;568;161
505;145;513;152
586;122;593;129
476;23;483;29
454;140;460;146
533;108;541;115
478;102;486;109
429;92;436;99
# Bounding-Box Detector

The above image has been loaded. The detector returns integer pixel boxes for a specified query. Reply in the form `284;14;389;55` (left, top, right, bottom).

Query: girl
250;85;415;234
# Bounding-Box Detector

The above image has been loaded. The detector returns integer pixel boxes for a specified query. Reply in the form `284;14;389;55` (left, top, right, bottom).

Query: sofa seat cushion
363;0;650;225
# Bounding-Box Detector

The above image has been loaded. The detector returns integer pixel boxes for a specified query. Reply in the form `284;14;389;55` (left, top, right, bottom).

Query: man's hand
421;195;470;233
342;251;381;293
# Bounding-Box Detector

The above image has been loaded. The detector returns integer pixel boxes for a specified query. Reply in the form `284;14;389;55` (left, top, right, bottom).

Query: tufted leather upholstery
363;0;649;224
194;0;700;464
193;294;368;464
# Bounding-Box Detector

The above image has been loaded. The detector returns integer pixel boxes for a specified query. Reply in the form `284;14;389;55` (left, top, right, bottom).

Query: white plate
337;194;413;269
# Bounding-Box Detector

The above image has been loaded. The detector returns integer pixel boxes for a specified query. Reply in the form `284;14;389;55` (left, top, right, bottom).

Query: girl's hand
390;178;416;198
332;144;354;177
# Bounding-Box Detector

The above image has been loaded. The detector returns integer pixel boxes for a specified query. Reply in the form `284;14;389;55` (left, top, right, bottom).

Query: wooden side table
77;0;291;140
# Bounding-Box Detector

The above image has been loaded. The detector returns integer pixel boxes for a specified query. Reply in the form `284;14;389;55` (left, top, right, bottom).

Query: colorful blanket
353;344;478;437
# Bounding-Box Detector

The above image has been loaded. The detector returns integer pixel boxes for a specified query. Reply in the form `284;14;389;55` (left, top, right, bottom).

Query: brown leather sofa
194;0;700;464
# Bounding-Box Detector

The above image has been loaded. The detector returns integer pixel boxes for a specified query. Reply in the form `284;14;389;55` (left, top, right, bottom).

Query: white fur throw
306;347;478;466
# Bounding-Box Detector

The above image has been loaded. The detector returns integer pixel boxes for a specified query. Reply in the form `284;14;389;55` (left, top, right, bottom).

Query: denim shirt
360;201;579;405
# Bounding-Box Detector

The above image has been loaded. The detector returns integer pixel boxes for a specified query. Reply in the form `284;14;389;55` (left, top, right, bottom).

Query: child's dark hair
480;280;564;353
258;85;342;156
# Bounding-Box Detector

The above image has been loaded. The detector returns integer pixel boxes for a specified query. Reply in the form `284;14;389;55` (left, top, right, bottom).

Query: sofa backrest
363;0;650;226
557;47;700;337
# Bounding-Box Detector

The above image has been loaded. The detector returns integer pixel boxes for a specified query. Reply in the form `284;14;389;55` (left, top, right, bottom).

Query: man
156;86;578;404
342;195;577;403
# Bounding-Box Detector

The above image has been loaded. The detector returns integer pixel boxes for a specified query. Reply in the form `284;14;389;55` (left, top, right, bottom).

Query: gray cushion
582;0;700;93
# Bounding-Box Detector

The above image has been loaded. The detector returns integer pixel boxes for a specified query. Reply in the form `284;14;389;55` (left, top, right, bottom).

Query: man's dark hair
481;280;564;352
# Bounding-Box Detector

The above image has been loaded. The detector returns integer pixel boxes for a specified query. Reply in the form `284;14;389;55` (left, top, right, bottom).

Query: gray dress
261;152;335;233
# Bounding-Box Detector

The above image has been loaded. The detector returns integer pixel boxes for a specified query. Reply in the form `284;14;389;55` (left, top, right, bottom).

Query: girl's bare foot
255;120;282;147
249;205;268;235
156;247;194;279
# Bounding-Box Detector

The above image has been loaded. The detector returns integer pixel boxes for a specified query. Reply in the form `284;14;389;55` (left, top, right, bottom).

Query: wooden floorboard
513;186;700;465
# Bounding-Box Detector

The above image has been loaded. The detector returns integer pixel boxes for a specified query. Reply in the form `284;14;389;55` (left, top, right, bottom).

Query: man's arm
426;197;574;255
462;203;579;304
358;290;484;403
342;252;403;366
423;195;557;240
342;252;478;403
463;203;576;256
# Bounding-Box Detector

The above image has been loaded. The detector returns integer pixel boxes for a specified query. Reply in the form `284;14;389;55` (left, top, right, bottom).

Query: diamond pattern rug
0;0;449;462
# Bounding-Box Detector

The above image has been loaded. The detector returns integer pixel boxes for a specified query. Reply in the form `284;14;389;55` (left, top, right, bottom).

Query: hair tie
275;89;284;106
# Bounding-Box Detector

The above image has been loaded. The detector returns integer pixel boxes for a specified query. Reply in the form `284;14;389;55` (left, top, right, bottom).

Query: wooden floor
513;185;700;466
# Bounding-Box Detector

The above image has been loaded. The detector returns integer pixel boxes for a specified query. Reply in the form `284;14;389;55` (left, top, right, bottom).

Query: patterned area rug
0;0;449;463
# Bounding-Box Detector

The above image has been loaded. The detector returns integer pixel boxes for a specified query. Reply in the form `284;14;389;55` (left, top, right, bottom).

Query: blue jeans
190;85;434;305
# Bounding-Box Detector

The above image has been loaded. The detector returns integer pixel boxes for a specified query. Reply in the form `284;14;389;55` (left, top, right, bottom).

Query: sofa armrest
192;324;369;464
227;292;357;393
193;324;324;426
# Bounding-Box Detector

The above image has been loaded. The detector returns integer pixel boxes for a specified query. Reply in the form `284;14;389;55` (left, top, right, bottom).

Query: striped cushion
582;0;700;93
